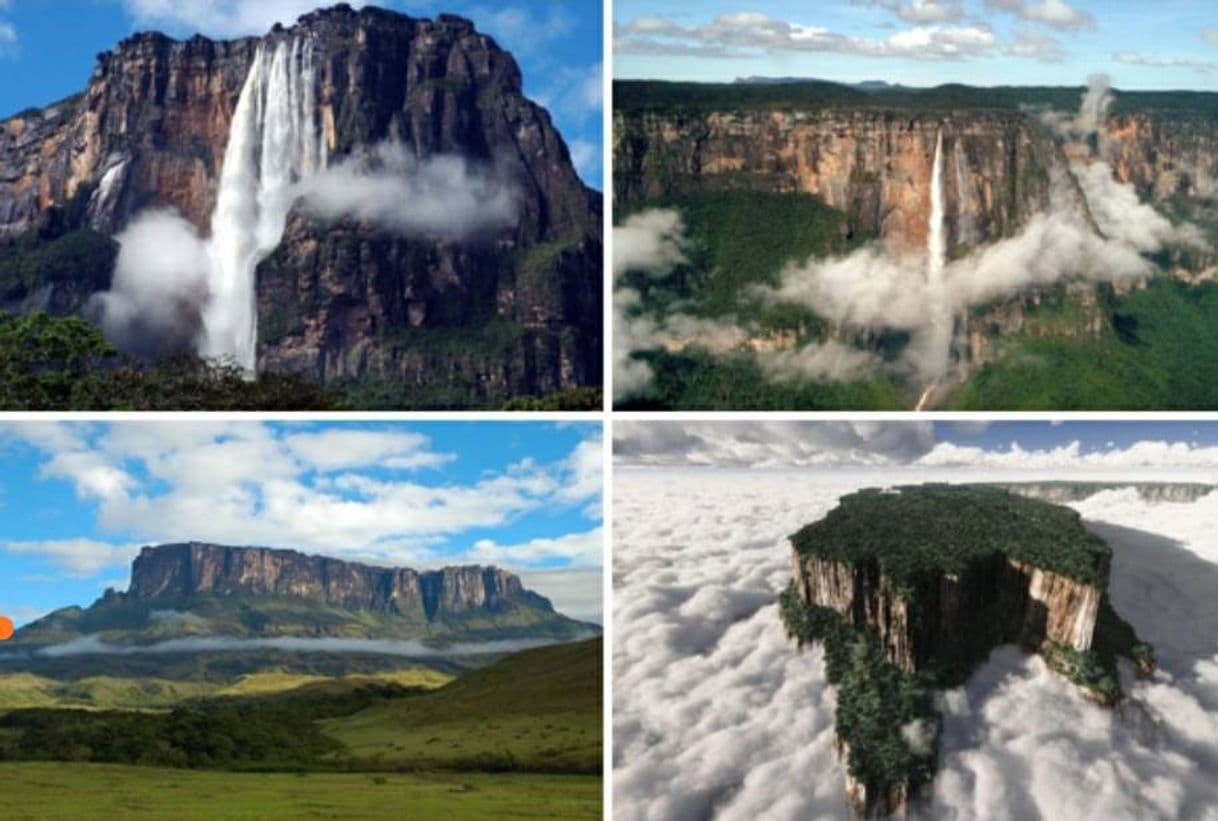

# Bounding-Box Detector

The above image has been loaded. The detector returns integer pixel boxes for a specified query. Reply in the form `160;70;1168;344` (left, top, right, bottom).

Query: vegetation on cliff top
615;79;1218;119
790;484;1111;587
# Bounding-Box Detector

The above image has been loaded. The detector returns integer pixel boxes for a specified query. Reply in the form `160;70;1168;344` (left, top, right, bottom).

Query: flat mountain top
790;484;1111;586
615;78;1218;118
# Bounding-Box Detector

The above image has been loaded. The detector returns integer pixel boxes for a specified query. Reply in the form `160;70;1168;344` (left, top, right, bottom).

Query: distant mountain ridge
15;543;594;646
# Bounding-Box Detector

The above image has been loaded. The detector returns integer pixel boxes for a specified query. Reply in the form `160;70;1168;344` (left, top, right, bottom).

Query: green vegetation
615;190;905;409
502;387;603;411
0;313;337;410
780;584;935;800
0;763;600;821
326;639;601;774
618;350;904;411
790;485;1111;590
0;640;600;779
1046;596;1156;704
0;229;116;300
950;279;1218;410
615;80;1218;119
16;588;589;647
0;668;455;712
620;190;859;317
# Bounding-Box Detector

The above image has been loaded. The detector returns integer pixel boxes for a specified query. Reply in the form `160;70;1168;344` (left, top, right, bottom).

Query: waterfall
928;128;947;283
201;36;326;372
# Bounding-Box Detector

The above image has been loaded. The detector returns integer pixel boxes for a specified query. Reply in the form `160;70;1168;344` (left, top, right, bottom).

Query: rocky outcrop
1105;113;1218;202
613;108;1069;256
994;481;1215;505
0;5;601;402
129;542;550;620
791;551;1104;675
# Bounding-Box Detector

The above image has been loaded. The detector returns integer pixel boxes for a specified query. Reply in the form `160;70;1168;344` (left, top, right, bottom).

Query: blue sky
0;421;603;627
615;420;1218;470
615;0;1218;90
0;1;603;186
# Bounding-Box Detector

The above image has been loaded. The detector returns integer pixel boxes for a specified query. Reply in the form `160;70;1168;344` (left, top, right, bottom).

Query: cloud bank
11;635;571;659
0;422;602;581
614;468;1218;820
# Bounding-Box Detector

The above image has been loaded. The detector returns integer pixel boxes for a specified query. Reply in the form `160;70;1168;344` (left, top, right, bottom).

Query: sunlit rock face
792;552;1104;675
0;5;602;399
129;542;548;620
612;109;1070;258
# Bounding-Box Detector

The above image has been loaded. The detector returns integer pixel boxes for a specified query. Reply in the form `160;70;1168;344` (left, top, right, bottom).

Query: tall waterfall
201;36;327;372
928;128;947;284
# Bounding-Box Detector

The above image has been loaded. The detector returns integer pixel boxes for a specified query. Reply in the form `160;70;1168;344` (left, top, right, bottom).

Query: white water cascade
916;127;950;412
201;36;327;372
928;127;947;283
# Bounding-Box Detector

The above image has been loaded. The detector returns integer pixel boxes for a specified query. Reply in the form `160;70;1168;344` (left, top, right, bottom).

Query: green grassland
325;639;601;774
0;763;601;821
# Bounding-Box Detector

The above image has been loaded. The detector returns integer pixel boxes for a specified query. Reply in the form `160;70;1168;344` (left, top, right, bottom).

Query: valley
613;79;1218;410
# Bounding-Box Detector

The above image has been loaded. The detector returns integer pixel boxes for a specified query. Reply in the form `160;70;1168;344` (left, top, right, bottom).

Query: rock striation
613;108;1071;257
0;4;601;403
13;542;593;646
129;542;548;620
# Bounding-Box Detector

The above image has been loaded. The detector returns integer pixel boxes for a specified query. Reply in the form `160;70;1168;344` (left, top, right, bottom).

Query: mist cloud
614;468;1218;820
296;142;520;242
17;635;576;659
91;209;210;357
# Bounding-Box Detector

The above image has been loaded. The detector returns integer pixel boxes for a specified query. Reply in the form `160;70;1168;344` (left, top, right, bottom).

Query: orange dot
0;617;13;641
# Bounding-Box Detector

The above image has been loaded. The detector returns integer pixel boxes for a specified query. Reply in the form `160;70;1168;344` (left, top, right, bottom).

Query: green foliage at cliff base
0;763;601;820
1045;596;1156;703
779;584;936;799
0;313;336;410
951;278;1218;410
790;485;1111;588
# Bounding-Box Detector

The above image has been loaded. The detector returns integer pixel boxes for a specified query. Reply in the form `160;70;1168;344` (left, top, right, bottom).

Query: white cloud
614;468;1218;819
984;0;1095;30
282;429;452;472
1114;51;1218;73
467;3;574;56
116;0;349;38
1206;29;1218;46
470;528;604;569
854;0;966;23
616;12;1008;62
0;20;16;59
1;423;601;573
615;421;936;468
569;139;600;185
919;440;1218;471
297;143;520;242
3;539;142;578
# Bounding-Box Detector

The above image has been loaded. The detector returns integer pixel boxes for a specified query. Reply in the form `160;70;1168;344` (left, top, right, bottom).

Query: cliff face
995;481;1215;505
1105;113;1218;201
613;109;1065;256
130;542;548;621
0;5;601;400
791;551;1104;675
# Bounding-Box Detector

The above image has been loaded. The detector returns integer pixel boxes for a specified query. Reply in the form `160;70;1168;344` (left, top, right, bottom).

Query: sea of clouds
613;468;1218;820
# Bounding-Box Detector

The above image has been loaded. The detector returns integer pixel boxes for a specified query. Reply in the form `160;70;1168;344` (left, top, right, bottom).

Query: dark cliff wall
792;551;1106;676
129;542;551;620
0;5;601;401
